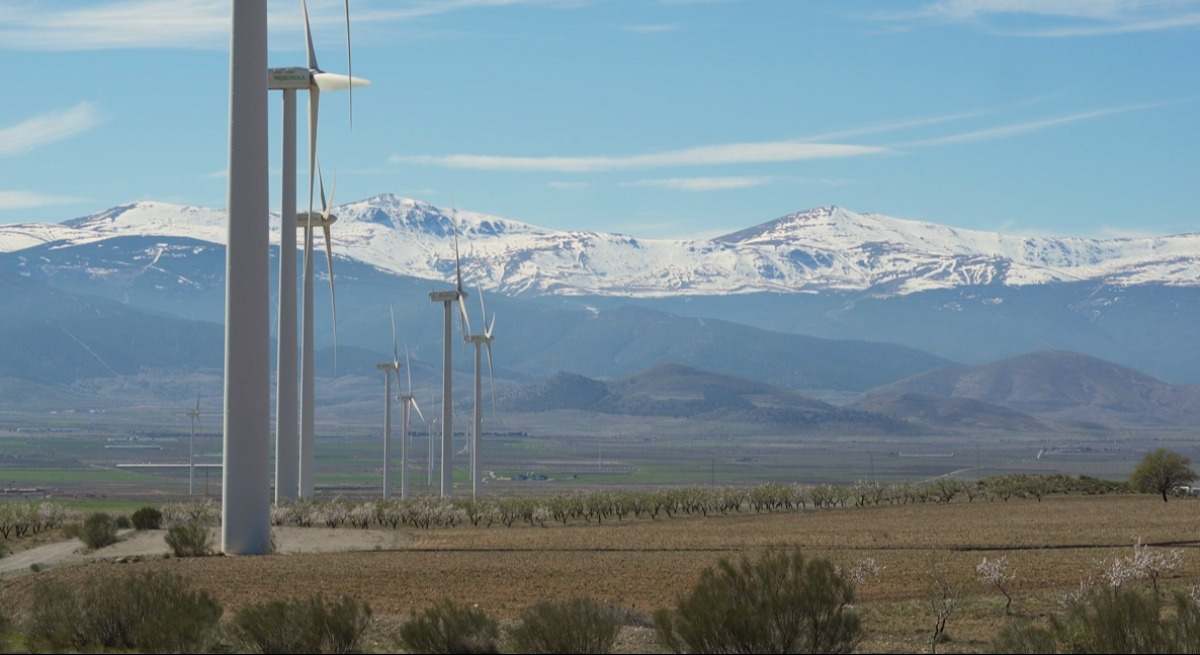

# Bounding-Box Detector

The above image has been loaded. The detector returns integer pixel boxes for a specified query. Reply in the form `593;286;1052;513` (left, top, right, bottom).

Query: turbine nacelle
296;211;338;228
268;69;370;92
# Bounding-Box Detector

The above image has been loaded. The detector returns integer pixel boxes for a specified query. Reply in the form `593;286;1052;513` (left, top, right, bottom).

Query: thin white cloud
897;103;1161;146
624;176;773;191
623;23;681;33
1013;12;1200;35
390;140;886;172
0;0;587;51
0;102;102;156
803;110;986;141
877;0;1200;36
0;191;85;211
547;181;592;190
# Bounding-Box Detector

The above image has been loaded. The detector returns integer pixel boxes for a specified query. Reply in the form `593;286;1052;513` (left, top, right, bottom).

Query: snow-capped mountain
2;195;1197;298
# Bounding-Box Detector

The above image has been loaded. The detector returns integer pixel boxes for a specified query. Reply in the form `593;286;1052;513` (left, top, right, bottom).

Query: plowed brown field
5;495;1200;653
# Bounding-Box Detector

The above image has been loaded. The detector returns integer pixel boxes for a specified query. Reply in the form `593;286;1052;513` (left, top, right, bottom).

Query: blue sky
0;0;1197;238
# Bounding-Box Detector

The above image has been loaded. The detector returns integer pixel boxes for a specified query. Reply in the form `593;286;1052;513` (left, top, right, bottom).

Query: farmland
4;494;1199;652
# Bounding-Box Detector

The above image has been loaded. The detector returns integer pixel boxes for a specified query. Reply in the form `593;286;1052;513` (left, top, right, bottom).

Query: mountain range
0;195;1197;396
3;196;1197;298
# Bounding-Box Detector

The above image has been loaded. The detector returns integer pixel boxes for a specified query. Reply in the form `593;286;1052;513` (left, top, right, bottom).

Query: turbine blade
323;224;338;375
307;87;319;230
302;0;318;71
453;231;464;294
318;164;327;213
405;345;413;393
390;306;399;365
477;284;486;325
486;314;496;339
485;341;497;417
411;398;425;423
344;0;353;128
457;296;472;338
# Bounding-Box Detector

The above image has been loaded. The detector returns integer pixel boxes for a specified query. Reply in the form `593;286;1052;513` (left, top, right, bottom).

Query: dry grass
4;494;1200;653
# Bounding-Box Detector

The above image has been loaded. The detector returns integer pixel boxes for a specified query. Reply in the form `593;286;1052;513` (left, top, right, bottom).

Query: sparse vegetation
926;557;963;654
509;598;623;654
1131;448;1197;502
229;594;372;654
165;518;213;557
25;571;222;653
994;587;1200;653
0;502;69;541
398;600;500;654
264;475;1129;534
131;506;163;530
654;548;862;654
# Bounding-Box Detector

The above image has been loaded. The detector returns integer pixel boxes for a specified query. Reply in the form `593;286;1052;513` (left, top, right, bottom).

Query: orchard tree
1131;449;1197;502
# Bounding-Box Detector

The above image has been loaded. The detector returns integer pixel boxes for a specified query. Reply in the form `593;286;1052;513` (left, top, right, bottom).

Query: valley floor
3;494;1200;652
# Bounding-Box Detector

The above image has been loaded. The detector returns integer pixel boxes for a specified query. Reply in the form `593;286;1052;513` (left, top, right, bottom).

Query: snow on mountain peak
1;195;1198;298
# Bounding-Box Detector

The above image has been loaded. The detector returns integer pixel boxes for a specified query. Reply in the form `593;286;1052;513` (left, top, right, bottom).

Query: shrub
26;571;221;652
229;594;372;654
398;600;500;654
114;515;132;529
79;512;119;550
509;598;622;654
993;587;1200;653
131;506;164;530
654;548;862;654
165;519;213;557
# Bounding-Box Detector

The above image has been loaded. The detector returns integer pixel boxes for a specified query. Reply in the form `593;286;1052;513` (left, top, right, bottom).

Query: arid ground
4;494;1199;653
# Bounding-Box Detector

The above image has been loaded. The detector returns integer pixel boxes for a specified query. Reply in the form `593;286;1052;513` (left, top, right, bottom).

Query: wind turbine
185;397;202;496
466;286;497;499
428;217;472;497
269;0;368;500
397;346;425;500
298;166;341;497
375;313;399;499
222;0;271;556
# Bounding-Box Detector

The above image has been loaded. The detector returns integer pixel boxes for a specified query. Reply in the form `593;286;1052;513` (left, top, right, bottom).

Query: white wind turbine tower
286;0;368;500
428;222;472;497
223;0;271;556
375;311;400;499
397;345;425;500
466;286;497;500
186;397;202;496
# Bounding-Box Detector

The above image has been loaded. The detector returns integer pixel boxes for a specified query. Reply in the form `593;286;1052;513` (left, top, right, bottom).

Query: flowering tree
976;555;1015;614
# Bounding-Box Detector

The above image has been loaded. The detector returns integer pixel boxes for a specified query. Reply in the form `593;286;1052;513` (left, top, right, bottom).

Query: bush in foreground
78;512;119;550
509;598;622;654
230;594;372;653
25;570;221;652
655;548;862;654
994;587;1200;653
131;506;163;530
398;600;499;654
165;519;213;557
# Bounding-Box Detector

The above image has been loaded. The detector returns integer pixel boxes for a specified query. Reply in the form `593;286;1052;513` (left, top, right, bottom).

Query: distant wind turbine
375;308;402;499
185;397;202;496
398;346;425;500
466;285;498;499
428;215;472;497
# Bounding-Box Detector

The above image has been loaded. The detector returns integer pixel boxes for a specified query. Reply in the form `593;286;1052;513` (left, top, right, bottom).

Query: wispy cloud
803;110;986;141
624;176;773;191
0;190;85;211
390;140;886;172
0;102;102;157
876;0;1200;37
896;103;1161;146
0;0;587;51
622;23;680;33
